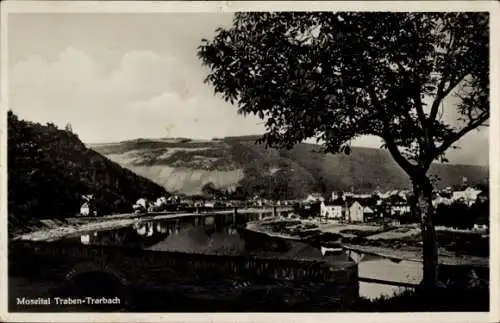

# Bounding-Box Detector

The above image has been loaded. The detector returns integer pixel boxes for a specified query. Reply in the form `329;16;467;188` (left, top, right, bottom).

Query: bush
352;286;489;312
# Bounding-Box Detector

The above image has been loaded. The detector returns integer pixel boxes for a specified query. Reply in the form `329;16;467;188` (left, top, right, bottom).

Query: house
133;198;148;213
432;193;453;207
348;201;364;223
306;193;325;203
135;198;148;208
321;199;345;221
377;191;392;200
331;192;341;201
148;196;169;212
387;194;410;216
452;187;482;206
204;201;216;208
80;234;90;245
154;197;168;207
342;192;354;199
80;202;90;217
473;224;488;231
296;201;321;218
390;204;410;216
363;206;375;218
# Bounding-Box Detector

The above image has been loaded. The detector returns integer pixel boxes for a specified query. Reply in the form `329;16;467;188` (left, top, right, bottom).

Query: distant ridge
90;135;489;198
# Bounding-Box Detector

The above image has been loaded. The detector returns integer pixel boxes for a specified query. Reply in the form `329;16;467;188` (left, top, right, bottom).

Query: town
78;182;489;232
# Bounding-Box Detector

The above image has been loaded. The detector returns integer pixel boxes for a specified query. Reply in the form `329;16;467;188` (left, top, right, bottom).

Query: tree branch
429;68;472;123
365;86;417;177
393;61;427;161
442;70;471;99
396;61;428;131
434;112;489;158
413;77;427;131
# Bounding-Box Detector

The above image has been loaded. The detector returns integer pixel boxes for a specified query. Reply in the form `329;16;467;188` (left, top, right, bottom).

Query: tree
201;182;216;198
197;12;489;289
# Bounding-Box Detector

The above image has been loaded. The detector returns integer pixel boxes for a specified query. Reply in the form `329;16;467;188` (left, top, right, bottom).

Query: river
65;211;423;300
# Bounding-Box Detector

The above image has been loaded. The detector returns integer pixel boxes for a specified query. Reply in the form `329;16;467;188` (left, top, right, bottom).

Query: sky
7;13;489;166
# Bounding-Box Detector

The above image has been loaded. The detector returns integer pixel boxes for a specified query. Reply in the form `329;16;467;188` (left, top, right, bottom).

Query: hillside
90;135;489;199
7;112;168;226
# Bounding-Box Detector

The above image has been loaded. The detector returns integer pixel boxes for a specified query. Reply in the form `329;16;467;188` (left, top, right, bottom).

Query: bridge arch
64;261;129;287
60;261;131;309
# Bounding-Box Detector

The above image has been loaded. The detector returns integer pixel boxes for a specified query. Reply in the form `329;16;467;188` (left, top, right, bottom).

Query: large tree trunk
412;176;439;290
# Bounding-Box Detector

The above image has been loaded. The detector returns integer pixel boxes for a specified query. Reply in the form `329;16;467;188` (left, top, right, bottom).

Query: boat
320;245;343;256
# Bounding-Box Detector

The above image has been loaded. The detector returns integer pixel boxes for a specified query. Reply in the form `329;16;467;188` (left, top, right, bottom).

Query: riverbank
246;218;489;267
9;207;289;242
12;218;139;242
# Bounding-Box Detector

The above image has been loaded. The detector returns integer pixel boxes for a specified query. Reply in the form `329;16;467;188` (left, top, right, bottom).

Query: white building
390;204;411;216
133;198;149;213
348;201;364;223
473;224;488;231
306;193;325;203
377;191;392;200
135;198;148;208
452;187;482;206
80;202;90;217
321;200;344;220
155;197;168;207
432;196;453;207
204;201;215;208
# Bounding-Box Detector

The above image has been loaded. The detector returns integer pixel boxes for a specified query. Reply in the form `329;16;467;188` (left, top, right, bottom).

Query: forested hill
90;135;489;199
7;111;168;224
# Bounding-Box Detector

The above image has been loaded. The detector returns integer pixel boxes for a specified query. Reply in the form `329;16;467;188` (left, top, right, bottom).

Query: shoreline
10;207;290;242
245;218;489;267
12;218;139;242
11;213;489;267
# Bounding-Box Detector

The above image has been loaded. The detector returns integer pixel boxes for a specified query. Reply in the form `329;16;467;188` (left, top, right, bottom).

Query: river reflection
358;255;422;300
71;212;427;299
73;212;355;261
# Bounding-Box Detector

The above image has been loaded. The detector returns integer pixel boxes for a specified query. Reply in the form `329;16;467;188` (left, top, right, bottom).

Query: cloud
129;89;264;140
9;46;488;165
9;47;264;143
106;51;184;102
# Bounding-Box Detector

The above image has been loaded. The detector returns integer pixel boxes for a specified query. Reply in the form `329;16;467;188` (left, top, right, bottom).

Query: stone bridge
8;239;358;312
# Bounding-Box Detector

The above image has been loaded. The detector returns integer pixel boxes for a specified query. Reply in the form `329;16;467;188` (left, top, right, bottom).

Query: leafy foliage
198;12;489;178
353;287;488;312
435;200;489;230
198;12;489;287
7;111;168;222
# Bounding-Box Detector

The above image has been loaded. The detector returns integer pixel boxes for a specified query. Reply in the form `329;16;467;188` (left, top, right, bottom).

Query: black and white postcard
1;1;499;322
